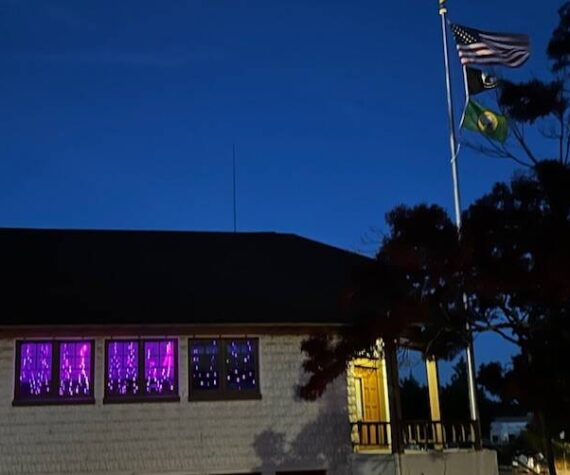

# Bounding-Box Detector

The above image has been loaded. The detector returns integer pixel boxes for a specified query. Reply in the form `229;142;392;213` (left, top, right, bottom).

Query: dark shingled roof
0;228;369;326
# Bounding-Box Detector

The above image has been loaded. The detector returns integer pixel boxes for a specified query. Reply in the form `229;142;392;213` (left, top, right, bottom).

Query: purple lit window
18;342;53;399
104;338;178;402
106;341;139;396
144;340;176;395
189;338;260;400
59;341;92;398
225;340;258;391
15;340;94;404
190;340;220;391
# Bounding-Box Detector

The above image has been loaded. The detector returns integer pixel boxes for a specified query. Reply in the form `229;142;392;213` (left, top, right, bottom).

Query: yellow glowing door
355;366;383;446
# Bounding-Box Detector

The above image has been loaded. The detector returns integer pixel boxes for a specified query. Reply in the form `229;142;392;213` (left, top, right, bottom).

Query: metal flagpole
460;63;481;434
438;0;481;442
439;0;462;226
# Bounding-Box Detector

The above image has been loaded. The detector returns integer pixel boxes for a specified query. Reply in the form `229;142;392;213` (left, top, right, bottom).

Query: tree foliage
499;80;565;125
548;2;570;72
299;204;468;400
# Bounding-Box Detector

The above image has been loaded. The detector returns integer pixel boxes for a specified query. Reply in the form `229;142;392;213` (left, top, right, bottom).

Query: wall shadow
252;388;352;474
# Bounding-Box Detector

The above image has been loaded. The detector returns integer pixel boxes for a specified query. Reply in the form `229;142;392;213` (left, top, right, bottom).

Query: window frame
13;339;96;406
103;338;180;404
188;337;261;401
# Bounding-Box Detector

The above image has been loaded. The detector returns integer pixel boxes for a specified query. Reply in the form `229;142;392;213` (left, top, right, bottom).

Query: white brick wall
0;335;352;475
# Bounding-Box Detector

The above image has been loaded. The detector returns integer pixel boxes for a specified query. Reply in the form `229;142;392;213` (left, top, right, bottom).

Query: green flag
462;99;508;143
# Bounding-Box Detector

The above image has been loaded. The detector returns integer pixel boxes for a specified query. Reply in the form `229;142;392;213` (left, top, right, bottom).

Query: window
105;338;179;402
14;340;94;405
189;338;260;400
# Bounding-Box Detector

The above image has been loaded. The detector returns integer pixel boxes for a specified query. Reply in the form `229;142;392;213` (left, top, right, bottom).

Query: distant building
490;416;531;445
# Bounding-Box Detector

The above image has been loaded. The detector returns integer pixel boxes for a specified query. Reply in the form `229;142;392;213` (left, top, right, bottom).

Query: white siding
0;335;352;475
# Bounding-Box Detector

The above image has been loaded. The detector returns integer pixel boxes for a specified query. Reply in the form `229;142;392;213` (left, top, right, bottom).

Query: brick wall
0;335;352;475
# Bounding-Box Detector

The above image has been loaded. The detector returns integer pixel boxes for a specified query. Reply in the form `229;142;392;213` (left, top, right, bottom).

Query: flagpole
439;0;462;226
438;0;481;444
460;63;481;437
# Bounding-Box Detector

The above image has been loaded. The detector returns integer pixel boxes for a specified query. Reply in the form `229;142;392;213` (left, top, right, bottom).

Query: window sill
103;395;181;404
189;391;262;402
12;397;95;407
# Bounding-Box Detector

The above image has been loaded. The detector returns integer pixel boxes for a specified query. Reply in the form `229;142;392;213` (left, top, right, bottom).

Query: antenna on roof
232;144;237;233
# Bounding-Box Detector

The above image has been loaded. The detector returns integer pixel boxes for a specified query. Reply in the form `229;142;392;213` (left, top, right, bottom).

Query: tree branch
510;122;539;165
463;138;533;168
471;321;522;346
538;121;560;140
497;303;529;341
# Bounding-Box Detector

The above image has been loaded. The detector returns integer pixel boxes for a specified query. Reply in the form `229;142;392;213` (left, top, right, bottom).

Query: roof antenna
232;144;237;232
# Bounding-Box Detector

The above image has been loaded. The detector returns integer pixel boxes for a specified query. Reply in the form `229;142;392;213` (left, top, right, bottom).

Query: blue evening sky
0;0;560;369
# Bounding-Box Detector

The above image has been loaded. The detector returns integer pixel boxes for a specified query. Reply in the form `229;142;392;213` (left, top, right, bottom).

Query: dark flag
466;67;499;95
451;23;530;68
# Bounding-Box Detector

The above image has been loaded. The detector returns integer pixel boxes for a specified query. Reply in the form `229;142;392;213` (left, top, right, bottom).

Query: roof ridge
0;227;280;236
0;227;370;258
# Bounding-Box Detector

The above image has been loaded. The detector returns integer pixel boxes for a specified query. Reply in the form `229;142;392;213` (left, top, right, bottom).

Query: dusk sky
0;0;560;369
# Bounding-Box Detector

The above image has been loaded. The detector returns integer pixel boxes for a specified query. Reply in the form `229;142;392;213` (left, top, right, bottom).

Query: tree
399;371;429;421
301;162;570;473
463;161;570;470
301;7;570;475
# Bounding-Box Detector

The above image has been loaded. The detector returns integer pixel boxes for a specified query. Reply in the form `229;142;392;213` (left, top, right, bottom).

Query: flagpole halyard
459;66;471;128
462;66;470;102
438;1;481;446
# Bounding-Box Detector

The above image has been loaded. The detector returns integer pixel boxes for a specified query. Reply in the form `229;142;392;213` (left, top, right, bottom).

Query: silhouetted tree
301;162;570;475
440;359;470;422
464;161;570;474
399;372;430;421
300;7;570;474
440;358;526;438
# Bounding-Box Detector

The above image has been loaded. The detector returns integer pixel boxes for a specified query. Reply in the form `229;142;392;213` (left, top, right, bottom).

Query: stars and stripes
451;24;530;68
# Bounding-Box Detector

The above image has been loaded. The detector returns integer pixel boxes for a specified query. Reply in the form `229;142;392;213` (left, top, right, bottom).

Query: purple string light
144;340;176;395
19;342;52;397
59;342;91;397
107;341;139;396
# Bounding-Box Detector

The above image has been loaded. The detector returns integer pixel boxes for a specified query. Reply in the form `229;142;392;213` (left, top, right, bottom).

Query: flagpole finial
438;0;447;15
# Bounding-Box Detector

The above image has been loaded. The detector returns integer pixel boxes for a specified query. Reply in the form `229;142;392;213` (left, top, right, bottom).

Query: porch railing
402;419;477;450
353;421;391;448
353;419;478;451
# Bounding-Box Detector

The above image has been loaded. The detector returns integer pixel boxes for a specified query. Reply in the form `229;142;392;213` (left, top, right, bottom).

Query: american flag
451;24;530;68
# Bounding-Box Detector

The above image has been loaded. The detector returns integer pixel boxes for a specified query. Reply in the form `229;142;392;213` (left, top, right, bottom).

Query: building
0;228;497;475
490;416;531;445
